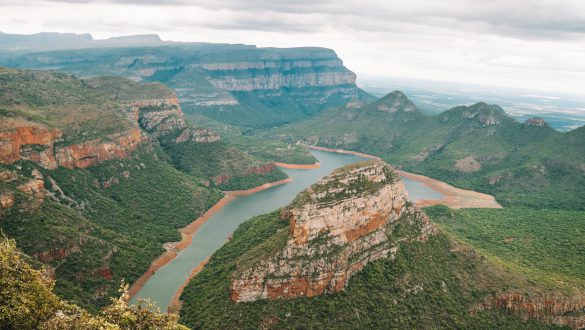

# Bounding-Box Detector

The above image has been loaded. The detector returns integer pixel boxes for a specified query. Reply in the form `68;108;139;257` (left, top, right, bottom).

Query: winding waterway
130;150;443;310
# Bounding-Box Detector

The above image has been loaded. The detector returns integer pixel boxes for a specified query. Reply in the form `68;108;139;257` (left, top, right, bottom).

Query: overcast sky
1;0;585;94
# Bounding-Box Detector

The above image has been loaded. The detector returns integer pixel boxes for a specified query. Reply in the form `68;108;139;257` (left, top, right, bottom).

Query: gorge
129;149;499;311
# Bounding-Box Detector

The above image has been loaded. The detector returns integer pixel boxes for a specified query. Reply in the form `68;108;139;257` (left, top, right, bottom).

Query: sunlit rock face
230;160;437;302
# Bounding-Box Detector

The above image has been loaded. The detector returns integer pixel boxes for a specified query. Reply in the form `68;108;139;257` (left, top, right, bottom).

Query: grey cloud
25;0;585;40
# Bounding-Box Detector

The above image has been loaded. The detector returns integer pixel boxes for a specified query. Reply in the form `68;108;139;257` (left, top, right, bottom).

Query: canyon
0;67;287;308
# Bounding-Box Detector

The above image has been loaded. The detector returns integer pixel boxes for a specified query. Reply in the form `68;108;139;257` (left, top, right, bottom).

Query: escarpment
8;45;372;128
230;160;436;302
0;82;219;170
198;57;357;92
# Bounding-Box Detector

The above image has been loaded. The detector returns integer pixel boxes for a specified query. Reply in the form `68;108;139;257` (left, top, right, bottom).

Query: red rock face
0;97;185;170
0;127;61;168
55;128;143;169
474;293;585;329
91;266;114;280
36;245;82;263
0;126;143;169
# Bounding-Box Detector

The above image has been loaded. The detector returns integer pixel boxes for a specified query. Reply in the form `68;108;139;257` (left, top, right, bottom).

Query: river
130;149;443;310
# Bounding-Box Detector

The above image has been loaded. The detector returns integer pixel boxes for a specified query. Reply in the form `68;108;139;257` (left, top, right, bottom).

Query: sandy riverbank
126;177;293;302
305;145;501;209
395;170;501;209
275;161;320;169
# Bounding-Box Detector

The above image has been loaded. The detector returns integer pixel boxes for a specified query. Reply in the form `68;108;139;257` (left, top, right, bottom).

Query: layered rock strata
230;160;436;302
0;95;221;169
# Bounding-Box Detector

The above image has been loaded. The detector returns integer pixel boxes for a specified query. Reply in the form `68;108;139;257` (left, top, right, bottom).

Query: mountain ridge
267;90;585;210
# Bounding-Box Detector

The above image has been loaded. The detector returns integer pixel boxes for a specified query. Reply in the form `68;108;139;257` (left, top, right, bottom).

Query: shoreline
305;145;381;161
126;177;293;303
275;161;320;169
305;145;501;209
167;257;209;314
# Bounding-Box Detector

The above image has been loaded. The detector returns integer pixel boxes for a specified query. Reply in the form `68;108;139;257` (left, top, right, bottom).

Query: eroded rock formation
0;94;222;170
230;160;436;302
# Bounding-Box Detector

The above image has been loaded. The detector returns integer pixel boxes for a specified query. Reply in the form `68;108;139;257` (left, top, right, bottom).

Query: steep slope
3;43;373;129
230;160;434;302
268;91;585;209
178;161;564;329
0;67;284;308
270;91;427;155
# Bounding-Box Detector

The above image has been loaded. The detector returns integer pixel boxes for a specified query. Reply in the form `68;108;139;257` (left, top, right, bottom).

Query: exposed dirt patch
455;157;481;173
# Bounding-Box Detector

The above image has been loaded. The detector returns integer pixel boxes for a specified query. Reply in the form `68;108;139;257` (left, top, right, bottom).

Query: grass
426;205;585;292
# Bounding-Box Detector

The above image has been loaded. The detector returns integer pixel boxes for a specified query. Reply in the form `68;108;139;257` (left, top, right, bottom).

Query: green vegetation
225;135;317;165
426;205;585;291
179;209;560;329
267;92;585;210
0;236;188;329
159;138;288;190
0;67;171;144
218;171;288;191
0;67;295;310
1;144;222;308
4;44;373;130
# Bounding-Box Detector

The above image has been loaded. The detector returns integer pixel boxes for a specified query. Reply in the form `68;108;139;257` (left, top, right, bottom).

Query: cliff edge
230;160;436;302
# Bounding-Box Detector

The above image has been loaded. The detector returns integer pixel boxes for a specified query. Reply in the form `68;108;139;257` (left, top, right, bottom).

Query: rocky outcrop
134;97;222;144
0;127;61;169
191;55;356;92
133;97;184;134
459;102;506;126
455;157;482;173
35;244;82;263
230;160;436;302
473;293;585;329
91;265;114;280
0;192;14;209
54;128;143;169
0;93;223;169
525;117;546;128
0;126;143;169
376;91;418;113
174;128;220;144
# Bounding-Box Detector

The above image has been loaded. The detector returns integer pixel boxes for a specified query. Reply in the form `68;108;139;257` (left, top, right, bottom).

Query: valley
130;149;468;311
0;31;584;330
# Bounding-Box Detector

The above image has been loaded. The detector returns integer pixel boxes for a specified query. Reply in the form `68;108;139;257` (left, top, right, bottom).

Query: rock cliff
6;45;372;128
0;93;221;170
230;160;436;302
